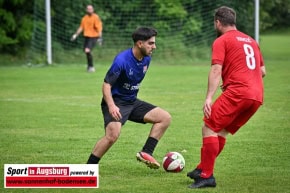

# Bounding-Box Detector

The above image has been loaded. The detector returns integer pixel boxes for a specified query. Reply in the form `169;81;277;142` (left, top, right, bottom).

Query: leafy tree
1;0;289;57
260;0;290;31
0;0;33;53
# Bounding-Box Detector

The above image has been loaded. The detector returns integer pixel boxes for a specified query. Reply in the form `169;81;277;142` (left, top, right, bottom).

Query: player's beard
140;47;151;57
215;28;223;38
216;29;222;38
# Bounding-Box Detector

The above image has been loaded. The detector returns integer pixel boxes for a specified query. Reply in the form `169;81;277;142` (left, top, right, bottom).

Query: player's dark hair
214;6;236;26
132;27;158;43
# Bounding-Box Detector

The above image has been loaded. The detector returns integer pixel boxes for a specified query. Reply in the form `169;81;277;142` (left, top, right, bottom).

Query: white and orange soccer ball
162;152;185;172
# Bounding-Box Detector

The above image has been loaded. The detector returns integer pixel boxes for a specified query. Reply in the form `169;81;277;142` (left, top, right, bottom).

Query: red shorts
204;94;261;134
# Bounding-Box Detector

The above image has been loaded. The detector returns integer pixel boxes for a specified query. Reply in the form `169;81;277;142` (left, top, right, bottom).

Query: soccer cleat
136;152;160;169
87;67;95;73
187;168;202;180
188;175;217;189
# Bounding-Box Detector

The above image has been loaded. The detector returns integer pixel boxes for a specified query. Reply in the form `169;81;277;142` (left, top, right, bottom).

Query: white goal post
254;0;260;44
45;0;52;65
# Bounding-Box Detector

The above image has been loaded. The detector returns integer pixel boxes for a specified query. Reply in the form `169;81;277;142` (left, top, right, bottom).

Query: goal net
28;0;255;65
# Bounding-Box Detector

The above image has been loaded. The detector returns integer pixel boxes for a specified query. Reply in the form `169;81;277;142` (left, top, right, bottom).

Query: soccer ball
162;152;185;172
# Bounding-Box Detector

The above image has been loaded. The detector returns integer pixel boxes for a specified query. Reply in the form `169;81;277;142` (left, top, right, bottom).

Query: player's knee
202;125;217;137
106;132;119;144
84;48;91;53
218;129;229;138
105;126;120;144
161;111;171;126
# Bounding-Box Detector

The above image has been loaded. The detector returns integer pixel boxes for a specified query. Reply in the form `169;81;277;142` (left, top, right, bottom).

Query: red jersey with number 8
212;30;264;103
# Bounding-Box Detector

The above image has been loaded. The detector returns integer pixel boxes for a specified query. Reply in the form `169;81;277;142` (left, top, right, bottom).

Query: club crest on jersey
143;66;148;74
129;68;134;76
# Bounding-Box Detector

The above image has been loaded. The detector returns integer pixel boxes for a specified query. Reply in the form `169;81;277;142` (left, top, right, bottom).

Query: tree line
0;0;289;55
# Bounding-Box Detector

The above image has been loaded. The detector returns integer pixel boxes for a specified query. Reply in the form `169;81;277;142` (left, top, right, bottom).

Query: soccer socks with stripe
87;153;100;164
142;137;158;155
200;136;219;178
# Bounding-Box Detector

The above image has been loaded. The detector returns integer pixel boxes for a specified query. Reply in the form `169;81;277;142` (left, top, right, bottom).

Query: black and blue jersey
104;48;151;102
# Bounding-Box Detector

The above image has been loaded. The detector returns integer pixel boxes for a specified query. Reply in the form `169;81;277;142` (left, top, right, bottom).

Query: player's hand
108;104;122;121
71;34;77;41
203;98;212;119
97;37;103;46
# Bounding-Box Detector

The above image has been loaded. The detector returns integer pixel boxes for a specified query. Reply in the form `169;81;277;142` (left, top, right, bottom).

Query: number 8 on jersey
243;44;256;70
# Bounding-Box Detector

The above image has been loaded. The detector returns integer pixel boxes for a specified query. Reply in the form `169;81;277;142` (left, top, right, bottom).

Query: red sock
217;136;226;157
200;136;219;178
196;147;203;169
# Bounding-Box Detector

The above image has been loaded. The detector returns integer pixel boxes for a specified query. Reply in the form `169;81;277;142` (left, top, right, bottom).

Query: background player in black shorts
86;27;171;169
71;5;102;72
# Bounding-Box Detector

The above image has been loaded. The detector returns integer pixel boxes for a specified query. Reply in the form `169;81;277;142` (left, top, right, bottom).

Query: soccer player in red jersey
187;6;266;188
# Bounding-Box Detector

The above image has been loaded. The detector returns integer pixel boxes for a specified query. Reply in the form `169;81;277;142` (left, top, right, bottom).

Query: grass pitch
0;34;290;193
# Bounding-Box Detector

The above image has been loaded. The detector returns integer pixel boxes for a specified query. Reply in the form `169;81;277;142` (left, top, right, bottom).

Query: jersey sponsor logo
122;83;140;91
236;36;252;43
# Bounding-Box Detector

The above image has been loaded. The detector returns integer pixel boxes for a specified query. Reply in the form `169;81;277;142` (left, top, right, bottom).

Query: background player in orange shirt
187;6;266;188
71;5;102;72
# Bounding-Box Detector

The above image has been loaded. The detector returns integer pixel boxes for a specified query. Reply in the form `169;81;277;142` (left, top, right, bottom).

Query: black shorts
101;98;157;128
84;37;97;50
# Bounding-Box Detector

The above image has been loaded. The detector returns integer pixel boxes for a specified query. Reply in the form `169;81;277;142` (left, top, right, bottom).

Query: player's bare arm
102;82;122;121
75;27;83;37
204;64;222;118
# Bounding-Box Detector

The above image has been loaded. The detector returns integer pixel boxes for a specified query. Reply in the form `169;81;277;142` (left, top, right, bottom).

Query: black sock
142;137;158;155
87;153;100;164
86;52;93;67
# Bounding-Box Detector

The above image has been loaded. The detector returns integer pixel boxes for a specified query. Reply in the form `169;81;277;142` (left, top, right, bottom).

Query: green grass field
1;34;290;193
